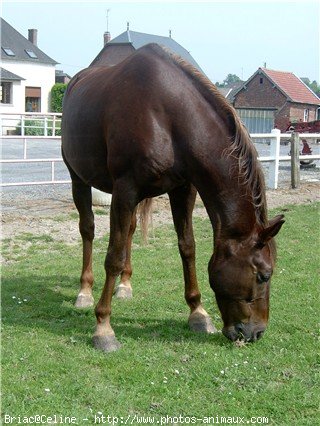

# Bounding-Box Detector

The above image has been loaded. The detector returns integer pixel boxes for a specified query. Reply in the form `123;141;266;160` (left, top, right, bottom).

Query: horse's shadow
2;274;227;349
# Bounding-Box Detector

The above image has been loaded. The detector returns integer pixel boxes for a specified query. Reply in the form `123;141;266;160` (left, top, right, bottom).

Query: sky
1;0;319;84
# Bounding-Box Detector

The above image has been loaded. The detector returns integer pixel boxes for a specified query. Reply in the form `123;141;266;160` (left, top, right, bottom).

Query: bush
15;119;61;136
50;83;67;112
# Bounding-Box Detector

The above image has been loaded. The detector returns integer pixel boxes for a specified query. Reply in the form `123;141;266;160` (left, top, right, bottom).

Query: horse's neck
199;184;258;241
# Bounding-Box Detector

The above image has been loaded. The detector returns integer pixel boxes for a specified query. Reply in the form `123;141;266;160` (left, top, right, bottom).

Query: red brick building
233;68;320;132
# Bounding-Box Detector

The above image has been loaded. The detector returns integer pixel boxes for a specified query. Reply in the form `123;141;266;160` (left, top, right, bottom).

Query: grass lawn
1;202;319;425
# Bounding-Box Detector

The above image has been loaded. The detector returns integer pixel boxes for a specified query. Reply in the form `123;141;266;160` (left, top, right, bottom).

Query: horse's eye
257;272;271;283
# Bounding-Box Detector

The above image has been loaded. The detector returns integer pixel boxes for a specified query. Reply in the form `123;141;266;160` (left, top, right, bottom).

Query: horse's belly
75;160;113;193
63;141;113;193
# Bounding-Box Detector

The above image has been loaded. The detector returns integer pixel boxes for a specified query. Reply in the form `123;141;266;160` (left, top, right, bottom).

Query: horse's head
209;215;284;342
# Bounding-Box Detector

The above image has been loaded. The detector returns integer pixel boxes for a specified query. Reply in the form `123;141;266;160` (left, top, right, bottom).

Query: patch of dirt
264;182;320;210
1;182;319;249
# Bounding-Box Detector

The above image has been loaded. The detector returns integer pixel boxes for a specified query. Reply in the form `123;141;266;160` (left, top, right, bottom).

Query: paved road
1;137;319;206
1;138;69;185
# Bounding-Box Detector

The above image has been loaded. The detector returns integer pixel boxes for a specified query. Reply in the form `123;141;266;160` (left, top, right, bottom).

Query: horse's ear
258;215;285;246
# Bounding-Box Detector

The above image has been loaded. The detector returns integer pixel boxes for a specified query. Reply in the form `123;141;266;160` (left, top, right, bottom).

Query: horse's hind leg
168;184;216;334
114;208;137;299
93;180;138;352
72;180;95;308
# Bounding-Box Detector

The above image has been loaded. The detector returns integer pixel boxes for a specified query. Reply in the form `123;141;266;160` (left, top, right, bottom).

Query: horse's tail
138;198;153;244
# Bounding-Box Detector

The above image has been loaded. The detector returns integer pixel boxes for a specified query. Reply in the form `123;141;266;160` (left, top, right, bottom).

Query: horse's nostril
233;324;265;342
256;330;264;340
235;323;244;332
251;329;265;342
235;323;245;339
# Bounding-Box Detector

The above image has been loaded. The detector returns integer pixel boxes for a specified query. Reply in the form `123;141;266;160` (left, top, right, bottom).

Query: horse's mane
147;44;268;227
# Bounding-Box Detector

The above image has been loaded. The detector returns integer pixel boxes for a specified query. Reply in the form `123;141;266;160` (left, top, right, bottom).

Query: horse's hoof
92;335;121;353
74;293;94;308
114;283;132;299
188;312;217;334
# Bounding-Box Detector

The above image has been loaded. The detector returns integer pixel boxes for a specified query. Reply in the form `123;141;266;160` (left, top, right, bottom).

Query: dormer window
25;49;38;59
2;47;15;56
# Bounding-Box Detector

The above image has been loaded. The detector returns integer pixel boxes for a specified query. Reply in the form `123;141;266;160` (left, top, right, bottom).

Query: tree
301;77;320;97
215;74;243;87
50;83;67;112
223;74;242;85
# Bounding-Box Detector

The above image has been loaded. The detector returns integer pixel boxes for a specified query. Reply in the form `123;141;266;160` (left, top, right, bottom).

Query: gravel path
1;181;319;248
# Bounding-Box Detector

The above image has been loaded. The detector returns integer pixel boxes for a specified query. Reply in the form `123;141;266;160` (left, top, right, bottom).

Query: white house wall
1;60;56;113
1;80;24;113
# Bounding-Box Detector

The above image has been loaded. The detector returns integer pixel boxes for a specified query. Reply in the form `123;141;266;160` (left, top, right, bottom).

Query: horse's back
62;44;228;196
62;45;185;192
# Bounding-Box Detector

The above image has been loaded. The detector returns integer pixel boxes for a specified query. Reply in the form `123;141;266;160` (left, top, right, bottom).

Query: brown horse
62;44;284;352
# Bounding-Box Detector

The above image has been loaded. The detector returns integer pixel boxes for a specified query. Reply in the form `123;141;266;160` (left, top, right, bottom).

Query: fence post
51;161;55;182
52;115;56;137
268;128;281;189
44;116;48;136
23;138;27;159
291;132;300;188
21;114;25;136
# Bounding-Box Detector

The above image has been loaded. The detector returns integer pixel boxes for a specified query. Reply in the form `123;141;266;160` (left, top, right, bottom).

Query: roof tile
99;30;204;73
0;67;25;81
1;18;58;65
261;68;320;105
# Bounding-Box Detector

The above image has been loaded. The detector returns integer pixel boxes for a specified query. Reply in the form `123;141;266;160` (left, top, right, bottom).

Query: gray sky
2;0;319;83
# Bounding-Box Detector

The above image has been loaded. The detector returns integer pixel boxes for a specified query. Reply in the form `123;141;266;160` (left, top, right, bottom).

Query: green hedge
15;119;61;136
50;83;67;112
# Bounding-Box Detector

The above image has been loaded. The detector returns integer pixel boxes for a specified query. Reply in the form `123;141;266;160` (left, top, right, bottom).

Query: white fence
0;136;69;187
0;112;62;137
1;118;320;189
0;113;65;187
252;129;320;189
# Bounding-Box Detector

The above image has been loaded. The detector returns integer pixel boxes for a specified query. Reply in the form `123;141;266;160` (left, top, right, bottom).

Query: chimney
104;31;111;45
28;29;38;46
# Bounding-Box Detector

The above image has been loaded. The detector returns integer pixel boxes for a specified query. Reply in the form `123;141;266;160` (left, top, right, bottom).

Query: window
303;109;309;122
25;87;41;112
2;47;15;56
25;49;38;59
0;82;12;104
260;77;263;84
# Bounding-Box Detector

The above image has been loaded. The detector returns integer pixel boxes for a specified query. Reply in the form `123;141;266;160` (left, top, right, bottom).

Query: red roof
261;68;320;105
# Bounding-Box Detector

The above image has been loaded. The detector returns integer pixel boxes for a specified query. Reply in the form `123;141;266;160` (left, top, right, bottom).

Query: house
90;28;204;73
1;18;58;113
217;81;243;103
233;67;320;132
55;70;72;84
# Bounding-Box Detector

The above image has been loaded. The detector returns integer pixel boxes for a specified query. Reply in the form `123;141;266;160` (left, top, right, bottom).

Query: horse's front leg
93;182;137;352
114;209;137;299
169;184;217;334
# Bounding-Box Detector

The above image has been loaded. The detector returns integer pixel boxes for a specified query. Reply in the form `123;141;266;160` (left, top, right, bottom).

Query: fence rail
1;127;319;189
0;112;62;137
0;158;69;187
251;130;320;189
0;135;69;187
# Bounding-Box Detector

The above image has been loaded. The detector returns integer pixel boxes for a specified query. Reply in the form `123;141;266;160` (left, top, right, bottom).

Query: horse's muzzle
223;323;266;342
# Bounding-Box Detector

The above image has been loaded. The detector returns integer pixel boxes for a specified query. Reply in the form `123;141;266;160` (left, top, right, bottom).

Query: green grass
1;203;319;425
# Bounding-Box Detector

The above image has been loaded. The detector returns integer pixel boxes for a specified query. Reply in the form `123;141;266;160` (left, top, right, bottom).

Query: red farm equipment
286;120;320;167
